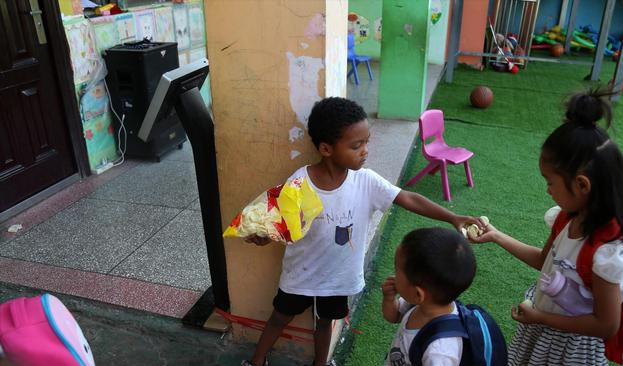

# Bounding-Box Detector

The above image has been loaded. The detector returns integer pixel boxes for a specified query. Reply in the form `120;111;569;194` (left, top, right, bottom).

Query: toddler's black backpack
408;301;507;366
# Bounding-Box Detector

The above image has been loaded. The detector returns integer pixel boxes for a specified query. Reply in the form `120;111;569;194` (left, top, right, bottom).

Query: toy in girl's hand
223;177;323;244
520;299;534;308
461;216;490;238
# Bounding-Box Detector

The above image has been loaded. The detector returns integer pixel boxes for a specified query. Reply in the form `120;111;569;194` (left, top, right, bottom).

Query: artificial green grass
337;56;623;366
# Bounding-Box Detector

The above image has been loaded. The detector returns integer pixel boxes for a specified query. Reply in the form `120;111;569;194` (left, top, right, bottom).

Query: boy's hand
244;234;272;246
381;276;397;299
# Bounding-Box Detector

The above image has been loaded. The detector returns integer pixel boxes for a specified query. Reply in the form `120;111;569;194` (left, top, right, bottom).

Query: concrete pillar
378;0;431;120
204;0;347;357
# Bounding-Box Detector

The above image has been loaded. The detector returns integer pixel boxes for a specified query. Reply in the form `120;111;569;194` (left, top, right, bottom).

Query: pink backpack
0;294;95;366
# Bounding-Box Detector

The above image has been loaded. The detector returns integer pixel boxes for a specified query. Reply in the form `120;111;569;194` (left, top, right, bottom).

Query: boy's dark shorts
273;289;348;320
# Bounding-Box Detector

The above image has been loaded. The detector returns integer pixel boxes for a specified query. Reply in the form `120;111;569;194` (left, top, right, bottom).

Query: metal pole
589;0;615;81
559;0;570;26
564;0;580;54
524;0;540;69
504;0;513;38
445;0;463;83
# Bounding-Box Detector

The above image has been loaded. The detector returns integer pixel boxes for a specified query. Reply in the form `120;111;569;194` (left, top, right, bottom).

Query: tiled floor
0;143;211;292
0;62;443;318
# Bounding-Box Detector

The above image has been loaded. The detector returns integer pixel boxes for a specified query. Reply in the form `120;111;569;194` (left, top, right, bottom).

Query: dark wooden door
0;0;76;212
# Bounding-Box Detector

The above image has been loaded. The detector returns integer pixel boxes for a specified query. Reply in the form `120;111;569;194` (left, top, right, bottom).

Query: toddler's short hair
307;97;367;149
399;228;476;305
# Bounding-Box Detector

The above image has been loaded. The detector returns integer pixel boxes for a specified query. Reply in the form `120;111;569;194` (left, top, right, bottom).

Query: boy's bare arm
393;190;483;231
381;276;401;323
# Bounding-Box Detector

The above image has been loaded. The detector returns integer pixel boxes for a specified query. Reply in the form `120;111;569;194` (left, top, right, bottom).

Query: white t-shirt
279;166;401;296
534;221;623;314
385;299;462;366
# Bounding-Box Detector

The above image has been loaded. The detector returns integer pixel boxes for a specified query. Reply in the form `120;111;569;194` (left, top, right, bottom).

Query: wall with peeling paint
204;0;347;356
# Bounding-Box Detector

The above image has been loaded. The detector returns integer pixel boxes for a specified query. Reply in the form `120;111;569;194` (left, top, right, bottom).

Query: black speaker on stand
103;40;187;161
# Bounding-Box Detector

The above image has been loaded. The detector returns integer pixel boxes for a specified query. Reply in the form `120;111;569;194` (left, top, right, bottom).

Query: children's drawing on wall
188;5;205;47
114;13;137;43
90;16;117;54
64;19;99;84
154;6;175;42
79;81;108;121
173;5;190;50
348;12;370;44
136;10;156;41
374;18;382;41
431;0;443;25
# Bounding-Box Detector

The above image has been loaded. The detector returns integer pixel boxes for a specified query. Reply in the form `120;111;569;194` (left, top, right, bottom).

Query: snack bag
223;177;323;244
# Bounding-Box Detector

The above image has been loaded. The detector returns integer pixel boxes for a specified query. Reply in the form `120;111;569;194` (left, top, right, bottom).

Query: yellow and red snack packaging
223;177;323;244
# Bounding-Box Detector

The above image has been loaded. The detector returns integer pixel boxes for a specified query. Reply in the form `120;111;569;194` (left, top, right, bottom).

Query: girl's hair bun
564;87;614;129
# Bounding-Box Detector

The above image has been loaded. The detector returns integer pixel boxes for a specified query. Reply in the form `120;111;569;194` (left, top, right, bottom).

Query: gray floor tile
110;209;211;291
164;140;194;163
91;160;198;208
188;198;201;211
0;198;180;273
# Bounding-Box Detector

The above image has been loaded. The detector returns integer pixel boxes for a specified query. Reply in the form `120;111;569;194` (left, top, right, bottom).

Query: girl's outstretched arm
470;223;551;270
512;273;621;338
393;190;484;231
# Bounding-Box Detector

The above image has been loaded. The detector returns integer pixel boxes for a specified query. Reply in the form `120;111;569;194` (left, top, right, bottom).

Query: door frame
42;1;90;177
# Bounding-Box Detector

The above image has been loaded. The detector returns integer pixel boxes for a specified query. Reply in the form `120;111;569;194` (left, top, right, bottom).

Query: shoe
240;359;268;366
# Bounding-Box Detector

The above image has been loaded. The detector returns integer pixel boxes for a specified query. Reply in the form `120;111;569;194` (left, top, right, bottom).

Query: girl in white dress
472;88;623;365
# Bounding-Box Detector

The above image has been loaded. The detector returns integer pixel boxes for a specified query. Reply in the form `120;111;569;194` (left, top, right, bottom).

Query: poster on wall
83;112;119;169
90;16;118;54
154;6;175;42
80;81;109;121
347;12;370;44
173;5;190;50
114;13;137;43
135;10;156;41
188;4;205;47
64;18;99;84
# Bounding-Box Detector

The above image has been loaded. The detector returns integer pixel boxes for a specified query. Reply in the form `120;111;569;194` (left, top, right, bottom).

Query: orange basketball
550;44;564;57
470;86;493;109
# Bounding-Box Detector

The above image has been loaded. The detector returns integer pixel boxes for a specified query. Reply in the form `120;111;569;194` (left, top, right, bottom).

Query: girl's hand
244;234;272;246
511;302;543;325
451;215;486;233
468;223;502;244
381;276;397;299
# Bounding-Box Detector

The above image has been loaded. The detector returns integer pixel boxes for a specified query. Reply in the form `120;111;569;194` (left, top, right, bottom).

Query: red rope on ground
215;308;314;343
214;308;363;343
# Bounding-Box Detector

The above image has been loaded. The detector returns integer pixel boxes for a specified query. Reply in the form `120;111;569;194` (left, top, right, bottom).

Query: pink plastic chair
405;109;474;201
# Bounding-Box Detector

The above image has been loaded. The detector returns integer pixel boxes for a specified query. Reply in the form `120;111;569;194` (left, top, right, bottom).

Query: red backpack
548;211;623;363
